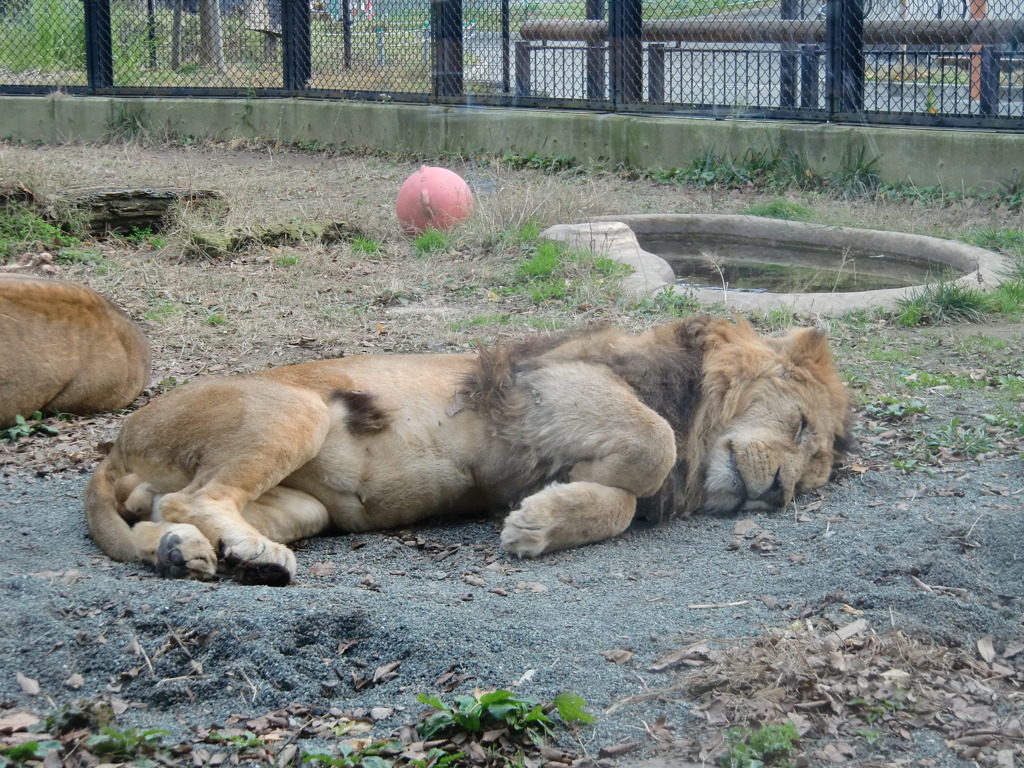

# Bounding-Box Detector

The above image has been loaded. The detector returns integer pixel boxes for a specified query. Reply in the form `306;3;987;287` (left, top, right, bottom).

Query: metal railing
0;0;1021;126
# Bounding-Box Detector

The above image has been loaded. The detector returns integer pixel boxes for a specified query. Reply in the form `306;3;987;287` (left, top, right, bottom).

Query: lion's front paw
220;535;296;587
156;524;218;581
500;504;553;558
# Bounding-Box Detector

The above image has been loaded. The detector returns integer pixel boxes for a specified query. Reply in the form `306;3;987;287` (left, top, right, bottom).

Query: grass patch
742;199;814;221
0;202;80;261
720;722;799;768
143;298;185;322
499;152;577;174
896;278;993;326
351;235;382;254
446;313;514;332
499;232;630;307
412;227;454;255
633;286;702;317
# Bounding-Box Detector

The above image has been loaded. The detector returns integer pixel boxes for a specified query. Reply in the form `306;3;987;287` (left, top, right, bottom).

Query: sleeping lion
0;275;150;428
85;316;853;586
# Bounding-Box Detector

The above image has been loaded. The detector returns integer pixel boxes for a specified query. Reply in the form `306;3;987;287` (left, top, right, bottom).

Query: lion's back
0;275;151;426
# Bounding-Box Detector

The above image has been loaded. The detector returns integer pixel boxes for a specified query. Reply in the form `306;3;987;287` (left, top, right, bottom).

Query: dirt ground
0;140;1022;768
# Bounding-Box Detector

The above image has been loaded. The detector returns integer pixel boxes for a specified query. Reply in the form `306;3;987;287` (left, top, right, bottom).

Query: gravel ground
1;141;1023;766
1;454;1021;764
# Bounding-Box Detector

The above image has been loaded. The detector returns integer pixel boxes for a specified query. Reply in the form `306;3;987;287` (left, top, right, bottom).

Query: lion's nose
751;468;785;508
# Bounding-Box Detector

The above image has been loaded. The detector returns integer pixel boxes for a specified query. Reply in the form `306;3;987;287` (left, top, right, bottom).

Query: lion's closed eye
795;414;809;444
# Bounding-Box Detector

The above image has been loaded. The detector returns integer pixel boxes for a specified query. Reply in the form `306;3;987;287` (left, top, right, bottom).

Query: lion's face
698;322;852;514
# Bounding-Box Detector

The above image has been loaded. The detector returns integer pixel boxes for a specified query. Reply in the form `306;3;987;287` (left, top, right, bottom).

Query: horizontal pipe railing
519;17;1022;45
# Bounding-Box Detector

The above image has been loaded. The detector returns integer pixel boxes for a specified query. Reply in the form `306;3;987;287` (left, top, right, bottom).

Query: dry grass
1;137;1022;478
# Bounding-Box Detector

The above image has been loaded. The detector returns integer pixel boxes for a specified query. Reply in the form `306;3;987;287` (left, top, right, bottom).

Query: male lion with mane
85;316;853;586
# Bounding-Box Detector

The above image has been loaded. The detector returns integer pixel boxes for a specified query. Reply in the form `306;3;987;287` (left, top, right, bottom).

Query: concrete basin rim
575;214;1009;313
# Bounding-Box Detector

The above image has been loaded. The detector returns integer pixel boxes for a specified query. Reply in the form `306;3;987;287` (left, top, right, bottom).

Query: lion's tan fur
84;316;852;586
0;275;150;427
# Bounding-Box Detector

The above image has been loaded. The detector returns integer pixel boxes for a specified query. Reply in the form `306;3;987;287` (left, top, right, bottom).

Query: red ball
396;166;474;235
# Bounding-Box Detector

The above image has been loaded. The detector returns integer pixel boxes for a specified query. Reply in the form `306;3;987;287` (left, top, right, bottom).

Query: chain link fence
0;0;1020;124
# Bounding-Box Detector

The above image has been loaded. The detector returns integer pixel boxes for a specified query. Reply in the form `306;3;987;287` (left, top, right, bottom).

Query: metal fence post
779;0;799;109
501;0;511;93
826;0;864;116
978;46;999;116
84;0;114;90
585;0;607;100
515;40;531;97
648;43;664;104
800;45;820;108
342;0;353;69
609;0;642;104
282;0;312;90
431;0;464;98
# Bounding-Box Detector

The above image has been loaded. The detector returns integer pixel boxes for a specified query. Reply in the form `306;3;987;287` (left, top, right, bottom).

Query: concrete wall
2;94;1022;190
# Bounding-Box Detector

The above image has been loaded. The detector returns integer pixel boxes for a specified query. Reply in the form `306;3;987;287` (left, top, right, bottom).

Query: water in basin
637;233;952;293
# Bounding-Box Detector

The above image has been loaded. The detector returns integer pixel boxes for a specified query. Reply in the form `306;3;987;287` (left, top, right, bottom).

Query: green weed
143;299;183;322
274;253;300;267
501;237;626;306
500;152;577;174
750;306;797;332
0;204;78;260
995;169;1024;210
983;410;1024;437
848;696;906;725
900;370;976;390
923;418;996;457
892;457;921;473
4;412;59;442
85;727;168;763
896;279;992;326
304;740;459;768
515;240;562;280
864;395;928;421
742;199;814;221
525;317;566;331
831;147;882;197
962;226;1024;257
447;313;513;331
719;722;799;768
351;235;382;254
413;227;453;255
54;247;106;267
856;728;883;745
499;220;542;247
1;739;63;765
986;279;1024;316
648;146;813;191
207;730;265;750
418;689;589;741
632;286;701;317
108;103;151;141
117;225;165;247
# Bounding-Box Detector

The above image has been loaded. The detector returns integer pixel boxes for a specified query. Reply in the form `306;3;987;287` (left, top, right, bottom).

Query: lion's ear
777;327;833;369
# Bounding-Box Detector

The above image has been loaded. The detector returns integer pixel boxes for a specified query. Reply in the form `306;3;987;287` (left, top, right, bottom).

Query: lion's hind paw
500;505;552;558
220;536;296;587
155;525;218;581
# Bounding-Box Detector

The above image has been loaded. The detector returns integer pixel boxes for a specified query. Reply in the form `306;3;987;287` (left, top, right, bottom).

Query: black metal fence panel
0;0;89;90
0;0;1020;125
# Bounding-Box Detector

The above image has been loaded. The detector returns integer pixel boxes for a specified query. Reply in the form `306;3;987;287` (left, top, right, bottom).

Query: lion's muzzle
703;438;795;514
